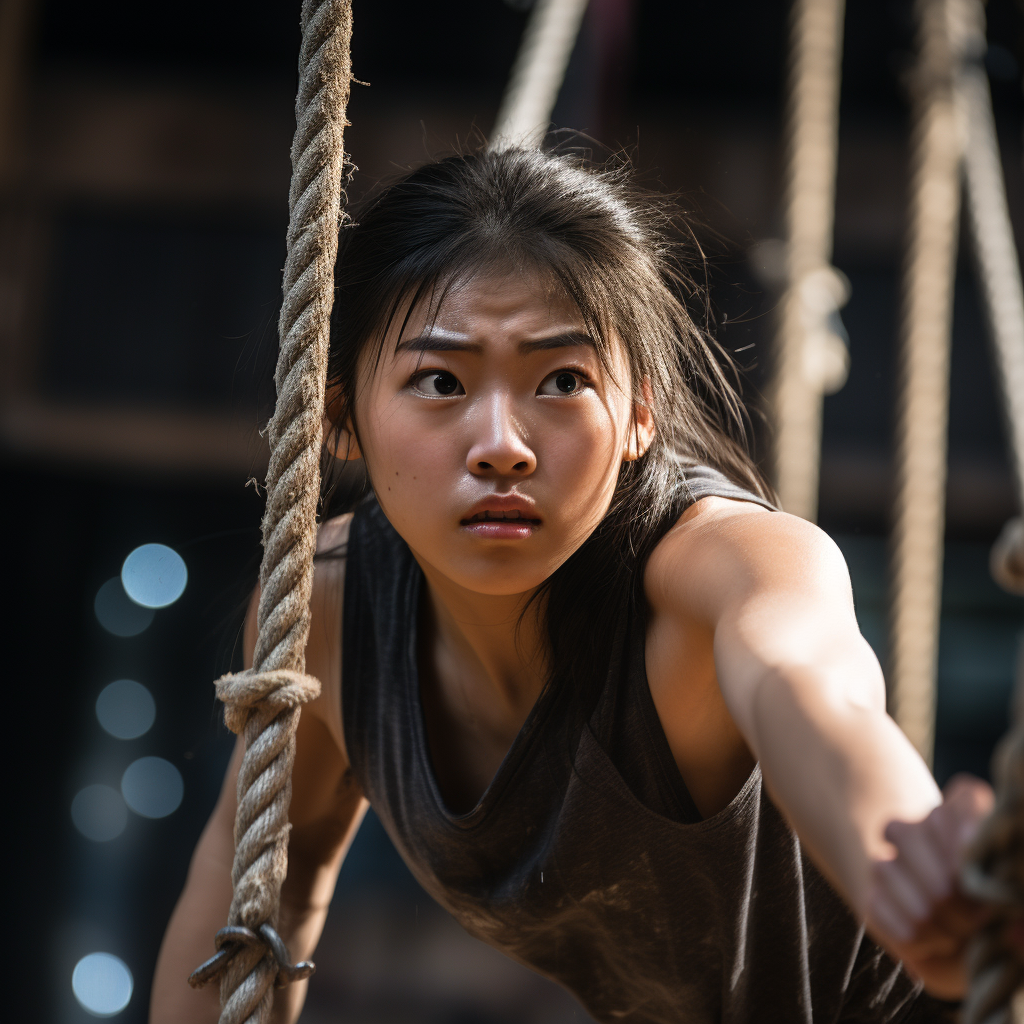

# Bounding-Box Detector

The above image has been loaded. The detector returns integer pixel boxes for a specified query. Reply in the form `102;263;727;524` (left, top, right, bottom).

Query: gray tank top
341;467;952;1023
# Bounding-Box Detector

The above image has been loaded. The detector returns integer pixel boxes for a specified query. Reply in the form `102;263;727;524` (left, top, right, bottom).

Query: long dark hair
324;145;772;712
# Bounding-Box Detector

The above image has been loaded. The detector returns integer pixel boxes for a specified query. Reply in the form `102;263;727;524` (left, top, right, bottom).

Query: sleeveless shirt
341;468;954;1023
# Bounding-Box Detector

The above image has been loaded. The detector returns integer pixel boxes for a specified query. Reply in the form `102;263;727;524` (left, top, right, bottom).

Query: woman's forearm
151;809;236;1023
750;662;941;917
150;812;360;1024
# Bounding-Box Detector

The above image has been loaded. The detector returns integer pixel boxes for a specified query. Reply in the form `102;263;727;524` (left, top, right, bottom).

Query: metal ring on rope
188;925;316;991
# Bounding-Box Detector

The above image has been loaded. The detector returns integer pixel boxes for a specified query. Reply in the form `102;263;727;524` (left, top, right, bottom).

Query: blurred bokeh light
121;757;184;819
72;952;134;1017
121;544;187;609
95;680;156;741
93;578;155;637
71;785;129;843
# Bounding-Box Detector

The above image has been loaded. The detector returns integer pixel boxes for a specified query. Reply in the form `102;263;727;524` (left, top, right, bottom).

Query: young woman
152;147;993;1024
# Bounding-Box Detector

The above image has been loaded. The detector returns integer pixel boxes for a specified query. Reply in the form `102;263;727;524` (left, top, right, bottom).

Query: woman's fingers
879;775;994;907
885;817;952;900
868;773;995;977
873;855;932;925
868;882;915;943
928;774;994;862
941;774;994;847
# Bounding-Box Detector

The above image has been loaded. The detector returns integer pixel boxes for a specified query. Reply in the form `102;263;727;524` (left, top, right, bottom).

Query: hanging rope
957;9;1024;597
888;0;966;765
953;1;1024;1020
770;0;849;522
185;3;353;1022
490;0;590;150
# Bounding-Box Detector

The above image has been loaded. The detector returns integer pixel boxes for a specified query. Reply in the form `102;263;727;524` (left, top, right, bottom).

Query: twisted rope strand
956;0;1024;597
770;0;847;521
187;3;353;1022
888;0;964;765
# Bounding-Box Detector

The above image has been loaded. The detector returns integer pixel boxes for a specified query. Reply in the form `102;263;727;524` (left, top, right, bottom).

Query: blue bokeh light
94;578;154;637
95;680;156;740
121;543;187;608
72;952;133;1016
71;784;128;842
121;756;184;818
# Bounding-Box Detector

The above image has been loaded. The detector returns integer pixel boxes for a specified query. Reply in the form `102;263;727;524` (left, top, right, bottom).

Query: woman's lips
460;510;540;539
465;510;534;522
462;519;537;539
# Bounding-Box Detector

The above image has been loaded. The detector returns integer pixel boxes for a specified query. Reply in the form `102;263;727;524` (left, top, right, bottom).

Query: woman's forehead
395;270;585;341
356;270;632;397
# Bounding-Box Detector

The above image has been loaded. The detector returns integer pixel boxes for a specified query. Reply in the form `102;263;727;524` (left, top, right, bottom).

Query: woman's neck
415;559;548;721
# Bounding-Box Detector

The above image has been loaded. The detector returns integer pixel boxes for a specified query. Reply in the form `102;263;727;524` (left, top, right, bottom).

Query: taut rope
187;2;353;1022
770;0;849;522
955;1;1024;1020
957;2;1024;598
888;0;965;765
490;0;589;150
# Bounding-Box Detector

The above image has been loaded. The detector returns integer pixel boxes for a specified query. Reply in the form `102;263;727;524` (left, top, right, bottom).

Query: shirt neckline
403;560;562;831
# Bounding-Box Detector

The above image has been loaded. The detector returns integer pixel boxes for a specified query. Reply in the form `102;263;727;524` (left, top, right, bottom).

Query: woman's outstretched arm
648;497;992;999
152;518;364;1024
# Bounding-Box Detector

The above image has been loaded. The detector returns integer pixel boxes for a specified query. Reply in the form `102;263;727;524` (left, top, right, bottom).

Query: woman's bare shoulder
644;495;846;620
647;494;770;565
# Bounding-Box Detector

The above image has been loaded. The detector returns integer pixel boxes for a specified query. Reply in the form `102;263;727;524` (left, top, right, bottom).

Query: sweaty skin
152;271;992;1024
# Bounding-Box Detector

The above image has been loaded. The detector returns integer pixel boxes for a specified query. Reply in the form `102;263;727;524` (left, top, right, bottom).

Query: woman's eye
538;370;589;396
411;371;464;397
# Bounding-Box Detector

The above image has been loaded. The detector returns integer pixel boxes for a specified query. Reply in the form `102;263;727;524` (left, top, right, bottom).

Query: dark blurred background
4;0;1023;1020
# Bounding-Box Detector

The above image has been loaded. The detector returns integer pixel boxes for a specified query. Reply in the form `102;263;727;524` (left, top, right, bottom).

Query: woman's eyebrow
520;331;596;352
395;330;476;353
395;330;597;354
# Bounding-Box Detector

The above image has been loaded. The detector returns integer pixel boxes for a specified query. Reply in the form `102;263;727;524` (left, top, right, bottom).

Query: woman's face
348;271;652;598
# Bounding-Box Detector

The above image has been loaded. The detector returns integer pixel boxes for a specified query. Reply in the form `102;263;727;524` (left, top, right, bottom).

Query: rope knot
215;668;321;734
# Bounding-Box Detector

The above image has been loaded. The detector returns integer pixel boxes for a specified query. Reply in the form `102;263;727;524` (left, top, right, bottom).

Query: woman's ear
323;417;363;461
623;378;656;462
322;388;362;461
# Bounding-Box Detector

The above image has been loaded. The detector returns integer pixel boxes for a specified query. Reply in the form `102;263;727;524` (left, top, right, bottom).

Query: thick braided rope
888;0;964;765
212;3;352;1022
770;0;847;522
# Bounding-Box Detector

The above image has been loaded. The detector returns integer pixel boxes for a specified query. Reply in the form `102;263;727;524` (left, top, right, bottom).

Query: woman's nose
466;396;537;477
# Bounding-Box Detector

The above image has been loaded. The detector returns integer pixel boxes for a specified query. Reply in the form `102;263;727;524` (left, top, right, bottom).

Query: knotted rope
187;3;353;1022
770;0;848;522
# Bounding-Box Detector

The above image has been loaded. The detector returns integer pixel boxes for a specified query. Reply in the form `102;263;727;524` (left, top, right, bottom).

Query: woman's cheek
552;412;622;497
